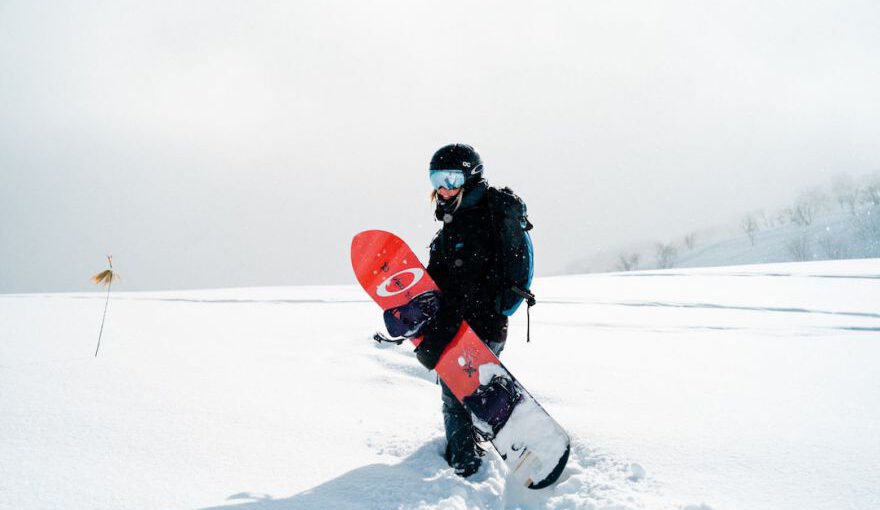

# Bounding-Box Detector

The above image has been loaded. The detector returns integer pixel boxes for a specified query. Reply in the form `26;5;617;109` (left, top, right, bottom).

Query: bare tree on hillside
817;234;850;260
861;172;880;206
756;209;773;229
655;242;678;269
786;234;812;262
775;209;790;227
741;213;759;246
854;205;880;256
683;233;697;251
832;173;860;215
616;252;640;271
789;189;826;226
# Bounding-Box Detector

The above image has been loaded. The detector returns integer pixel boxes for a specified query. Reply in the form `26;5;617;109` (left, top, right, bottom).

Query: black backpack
487;186;536;322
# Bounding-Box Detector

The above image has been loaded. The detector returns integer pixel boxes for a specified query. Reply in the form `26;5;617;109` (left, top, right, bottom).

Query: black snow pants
440;325;507;475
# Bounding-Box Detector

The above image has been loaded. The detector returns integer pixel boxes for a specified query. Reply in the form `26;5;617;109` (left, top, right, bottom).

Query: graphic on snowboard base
352;230;570;489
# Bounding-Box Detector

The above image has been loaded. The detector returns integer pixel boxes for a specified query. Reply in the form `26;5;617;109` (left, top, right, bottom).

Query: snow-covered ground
2;259;879;510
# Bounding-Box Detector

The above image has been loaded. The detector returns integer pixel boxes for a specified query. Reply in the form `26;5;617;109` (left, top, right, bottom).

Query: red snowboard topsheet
351;229;503;402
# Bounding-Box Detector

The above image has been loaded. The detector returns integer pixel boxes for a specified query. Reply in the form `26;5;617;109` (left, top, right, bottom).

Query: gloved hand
413;294;462;370
414;318;460;370
414;338;445;370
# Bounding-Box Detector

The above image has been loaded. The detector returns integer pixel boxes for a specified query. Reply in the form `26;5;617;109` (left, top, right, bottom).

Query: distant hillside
573;172;880;273
676;207;880;269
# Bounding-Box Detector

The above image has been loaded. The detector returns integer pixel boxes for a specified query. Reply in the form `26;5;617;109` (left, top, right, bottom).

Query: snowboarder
415;143;533;478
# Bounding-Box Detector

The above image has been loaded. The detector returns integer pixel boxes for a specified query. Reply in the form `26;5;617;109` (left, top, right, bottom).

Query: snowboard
351;229;570;489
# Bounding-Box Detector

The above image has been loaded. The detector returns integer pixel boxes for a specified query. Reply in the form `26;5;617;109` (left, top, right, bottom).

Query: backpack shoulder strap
487;186;531;230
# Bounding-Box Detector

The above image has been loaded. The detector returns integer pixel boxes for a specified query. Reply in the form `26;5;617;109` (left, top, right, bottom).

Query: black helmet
429;144;483;183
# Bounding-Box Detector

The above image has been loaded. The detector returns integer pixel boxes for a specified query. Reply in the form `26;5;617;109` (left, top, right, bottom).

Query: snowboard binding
463;374;524;440
382;291;441;338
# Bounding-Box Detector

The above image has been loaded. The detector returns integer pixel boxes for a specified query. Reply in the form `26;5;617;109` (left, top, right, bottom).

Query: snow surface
2;260;880;510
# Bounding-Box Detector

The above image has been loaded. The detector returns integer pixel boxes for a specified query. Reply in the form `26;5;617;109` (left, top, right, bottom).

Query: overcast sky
1;0;879;293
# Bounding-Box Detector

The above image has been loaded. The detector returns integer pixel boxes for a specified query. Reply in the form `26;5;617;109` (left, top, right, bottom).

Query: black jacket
422;180;508;354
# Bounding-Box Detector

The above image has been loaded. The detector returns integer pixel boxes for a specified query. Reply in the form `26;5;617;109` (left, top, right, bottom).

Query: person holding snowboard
414;143;534;478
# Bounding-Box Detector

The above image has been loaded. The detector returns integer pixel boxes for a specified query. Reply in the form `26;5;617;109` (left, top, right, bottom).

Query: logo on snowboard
376;268;424;297
457;350;478;378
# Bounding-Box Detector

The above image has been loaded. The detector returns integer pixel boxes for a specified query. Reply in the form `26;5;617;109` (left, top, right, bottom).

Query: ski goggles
429;169;466;190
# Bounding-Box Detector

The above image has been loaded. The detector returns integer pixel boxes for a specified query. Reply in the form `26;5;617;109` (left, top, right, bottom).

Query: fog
2;0;879;293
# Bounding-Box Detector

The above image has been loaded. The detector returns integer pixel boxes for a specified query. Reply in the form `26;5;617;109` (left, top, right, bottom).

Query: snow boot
444;438;481;478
